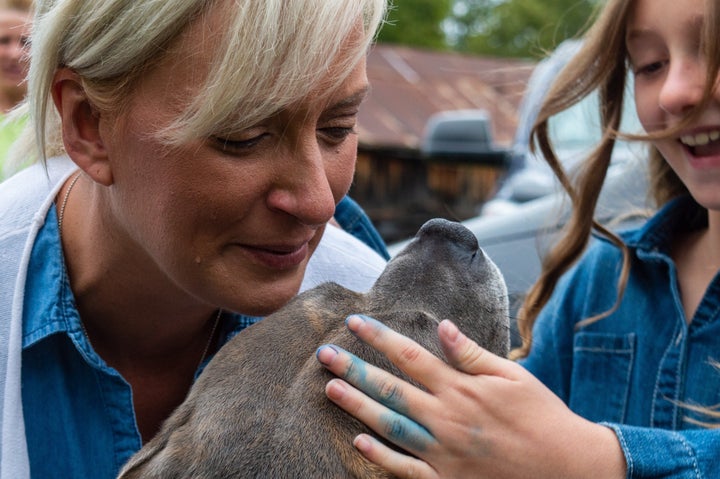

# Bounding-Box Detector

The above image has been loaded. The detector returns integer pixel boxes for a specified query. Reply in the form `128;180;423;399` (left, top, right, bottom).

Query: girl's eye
319;126;356;143
633;60;666;77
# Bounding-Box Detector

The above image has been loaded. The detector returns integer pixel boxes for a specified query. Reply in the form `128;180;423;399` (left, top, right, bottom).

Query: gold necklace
198;309;222;370
56;171;222;371
57;171;81;241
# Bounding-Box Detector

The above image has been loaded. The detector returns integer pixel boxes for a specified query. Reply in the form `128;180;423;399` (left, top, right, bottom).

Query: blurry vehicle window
481;40;644;216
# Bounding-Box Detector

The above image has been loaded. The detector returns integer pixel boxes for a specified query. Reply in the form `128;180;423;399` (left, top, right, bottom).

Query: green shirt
0;112;27;182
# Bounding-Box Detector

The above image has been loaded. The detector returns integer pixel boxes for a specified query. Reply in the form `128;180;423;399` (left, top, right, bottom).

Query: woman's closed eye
211;133;269;154
318;125;357;144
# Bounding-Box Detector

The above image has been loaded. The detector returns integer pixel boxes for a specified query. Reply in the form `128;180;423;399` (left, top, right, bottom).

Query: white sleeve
301;224;387;293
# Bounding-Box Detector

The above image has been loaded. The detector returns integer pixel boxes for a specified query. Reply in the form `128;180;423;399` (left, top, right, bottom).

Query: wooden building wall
350;149;506;244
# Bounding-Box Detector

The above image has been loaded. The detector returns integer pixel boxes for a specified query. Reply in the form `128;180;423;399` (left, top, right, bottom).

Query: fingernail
316;345;339;365
326;379;347;400
440;319;460;342
353;434;372;453
345;314;366;331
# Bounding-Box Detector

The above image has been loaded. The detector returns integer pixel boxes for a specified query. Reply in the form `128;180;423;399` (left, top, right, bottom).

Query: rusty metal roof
358;44;536;149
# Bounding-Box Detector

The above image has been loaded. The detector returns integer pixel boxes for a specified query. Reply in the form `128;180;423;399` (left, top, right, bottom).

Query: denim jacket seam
651;330;672;426
621;338;634;423
672;338;687;430
573;347;633;354
610;425;633;478
651;321;687;428
672;431;702;479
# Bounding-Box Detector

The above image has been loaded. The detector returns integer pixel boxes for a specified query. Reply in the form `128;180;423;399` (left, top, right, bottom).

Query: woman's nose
266;141;339;227
658;57;707;117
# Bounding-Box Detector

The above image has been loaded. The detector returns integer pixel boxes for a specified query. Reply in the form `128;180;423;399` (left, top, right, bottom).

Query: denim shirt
335;195;390;260
21;206;263;478
522;196;720;478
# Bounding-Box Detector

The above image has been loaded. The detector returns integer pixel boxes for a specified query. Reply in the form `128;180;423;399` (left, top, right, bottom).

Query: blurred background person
0;0;31;181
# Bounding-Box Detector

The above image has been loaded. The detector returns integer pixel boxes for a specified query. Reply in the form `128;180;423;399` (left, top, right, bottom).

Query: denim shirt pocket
569;332;635;423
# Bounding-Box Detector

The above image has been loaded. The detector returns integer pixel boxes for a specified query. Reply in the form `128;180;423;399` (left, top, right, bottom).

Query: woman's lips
241;242;311;270
1;65;25;79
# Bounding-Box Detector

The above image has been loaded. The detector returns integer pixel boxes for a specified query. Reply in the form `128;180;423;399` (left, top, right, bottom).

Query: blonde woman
318;0;720;477
0;0;387;477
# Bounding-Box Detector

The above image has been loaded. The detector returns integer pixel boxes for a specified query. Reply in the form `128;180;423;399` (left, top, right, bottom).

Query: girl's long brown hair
511;0;720;360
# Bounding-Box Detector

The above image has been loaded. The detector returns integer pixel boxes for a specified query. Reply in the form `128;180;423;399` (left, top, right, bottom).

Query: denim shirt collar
597;195;707;257
22;205;83;350
22;205;262;359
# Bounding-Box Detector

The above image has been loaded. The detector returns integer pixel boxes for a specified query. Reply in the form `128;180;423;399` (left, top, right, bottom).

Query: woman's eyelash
320;126;356;140
212;124;356;153
212;134;266;152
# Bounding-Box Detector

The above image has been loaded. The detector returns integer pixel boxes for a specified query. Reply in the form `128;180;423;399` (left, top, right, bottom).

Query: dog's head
368;218;509;355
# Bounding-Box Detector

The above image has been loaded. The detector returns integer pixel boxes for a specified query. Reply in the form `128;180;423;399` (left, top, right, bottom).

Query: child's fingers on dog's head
345;314;453;391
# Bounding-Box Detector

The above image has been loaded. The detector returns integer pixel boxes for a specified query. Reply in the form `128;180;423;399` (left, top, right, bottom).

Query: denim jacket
522;196;720;478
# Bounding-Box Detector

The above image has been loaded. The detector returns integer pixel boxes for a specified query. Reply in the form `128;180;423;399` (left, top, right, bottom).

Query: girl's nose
658;58;707;117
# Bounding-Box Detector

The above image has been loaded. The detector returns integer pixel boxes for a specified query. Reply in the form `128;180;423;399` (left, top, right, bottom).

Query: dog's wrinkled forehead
370;219;506;310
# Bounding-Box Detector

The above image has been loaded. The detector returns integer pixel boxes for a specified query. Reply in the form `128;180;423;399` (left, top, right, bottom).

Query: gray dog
117;218;509;478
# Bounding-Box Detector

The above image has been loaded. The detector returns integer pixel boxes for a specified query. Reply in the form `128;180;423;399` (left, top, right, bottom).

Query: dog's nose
416;218;478;251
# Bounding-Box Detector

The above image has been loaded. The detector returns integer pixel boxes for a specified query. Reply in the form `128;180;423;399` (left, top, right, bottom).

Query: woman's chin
230;280;304;317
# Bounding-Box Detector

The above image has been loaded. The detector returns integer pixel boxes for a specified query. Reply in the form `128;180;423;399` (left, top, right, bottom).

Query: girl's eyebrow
625;27;651;44
627;14;704;44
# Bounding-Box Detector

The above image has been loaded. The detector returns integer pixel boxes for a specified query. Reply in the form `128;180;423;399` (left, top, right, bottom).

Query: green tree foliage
376;0;601;59
377;0;453;50
452;0;601;58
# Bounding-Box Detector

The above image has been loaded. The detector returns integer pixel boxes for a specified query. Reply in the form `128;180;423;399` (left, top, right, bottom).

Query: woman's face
99;10;368;316
627;0;720;210
0;9;30;101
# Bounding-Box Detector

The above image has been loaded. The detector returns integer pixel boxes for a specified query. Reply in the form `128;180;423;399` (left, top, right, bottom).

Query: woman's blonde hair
512;0;720;359
13;0;386;165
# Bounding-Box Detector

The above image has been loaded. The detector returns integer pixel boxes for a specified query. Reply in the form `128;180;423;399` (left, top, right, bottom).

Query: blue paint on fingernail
358;314;383;326
345;314;364;327
346;314;387;332
315;344;339;364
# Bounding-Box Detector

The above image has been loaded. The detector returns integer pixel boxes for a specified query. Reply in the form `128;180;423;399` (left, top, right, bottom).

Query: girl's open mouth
681;130;720;157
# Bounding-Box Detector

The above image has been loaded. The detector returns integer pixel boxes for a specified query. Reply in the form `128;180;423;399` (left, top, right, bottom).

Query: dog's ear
298;283;365;329
115;433;168;478
116;402;196;478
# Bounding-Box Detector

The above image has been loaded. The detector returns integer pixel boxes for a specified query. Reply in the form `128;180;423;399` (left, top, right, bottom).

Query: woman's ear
51;68;113;186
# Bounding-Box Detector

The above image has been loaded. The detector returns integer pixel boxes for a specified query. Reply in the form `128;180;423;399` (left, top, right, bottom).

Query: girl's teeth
682;131;720;146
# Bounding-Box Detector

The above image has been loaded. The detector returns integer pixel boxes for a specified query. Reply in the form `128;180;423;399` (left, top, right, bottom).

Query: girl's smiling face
627;0;720;210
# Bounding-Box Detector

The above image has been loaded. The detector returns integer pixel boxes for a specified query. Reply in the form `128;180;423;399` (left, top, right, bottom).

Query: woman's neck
0;87;25;113
57;173;219;362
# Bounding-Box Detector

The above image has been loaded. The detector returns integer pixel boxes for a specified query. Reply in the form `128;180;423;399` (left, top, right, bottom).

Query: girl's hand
316;315;626;479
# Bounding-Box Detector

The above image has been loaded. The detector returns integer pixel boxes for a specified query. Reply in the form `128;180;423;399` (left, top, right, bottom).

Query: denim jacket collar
596;195;707;256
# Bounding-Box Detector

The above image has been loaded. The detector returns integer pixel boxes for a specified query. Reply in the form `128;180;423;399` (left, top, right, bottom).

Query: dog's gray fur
117;218;509;479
